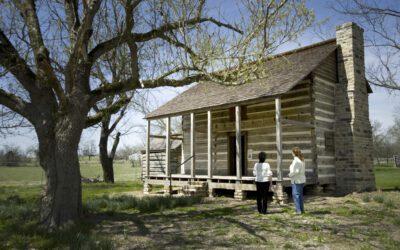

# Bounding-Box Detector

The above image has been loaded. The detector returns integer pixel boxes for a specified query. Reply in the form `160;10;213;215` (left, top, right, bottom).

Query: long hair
292;147;304;161
258;151;267;163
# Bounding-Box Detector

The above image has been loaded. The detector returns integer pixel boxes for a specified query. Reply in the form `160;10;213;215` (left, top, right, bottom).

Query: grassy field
0;184;399;249
1;162;399;190
0;163;400;249
374;166;400;190
0;159;142;186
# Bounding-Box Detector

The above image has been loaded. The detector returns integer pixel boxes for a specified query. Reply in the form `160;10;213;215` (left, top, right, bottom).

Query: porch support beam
146;119;151;178
274;97;289;204
207;110;213;179
191;113;196;178
235;106;242;180
275;98;283;181
165;117;171;177
181;116;185;174
144;119;153;194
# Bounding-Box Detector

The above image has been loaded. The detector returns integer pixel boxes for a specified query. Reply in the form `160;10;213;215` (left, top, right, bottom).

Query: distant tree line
78;140;141;162
0;145;38;167
0;142;141;167
372;113;400;165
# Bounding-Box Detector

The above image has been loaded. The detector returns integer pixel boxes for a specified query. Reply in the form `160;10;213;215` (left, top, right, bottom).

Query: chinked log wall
141;150;181;177
313;52;337;185
182;85;316;184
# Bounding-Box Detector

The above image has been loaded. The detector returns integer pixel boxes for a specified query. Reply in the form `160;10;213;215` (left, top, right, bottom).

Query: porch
144;95;317;202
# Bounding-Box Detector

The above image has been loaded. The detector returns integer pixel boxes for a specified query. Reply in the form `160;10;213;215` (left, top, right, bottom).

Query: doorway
228;135;246;176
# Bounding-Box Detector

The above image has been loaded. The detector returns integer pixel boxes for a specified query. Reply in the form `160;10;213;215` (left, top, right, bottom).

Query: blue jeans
292;183;304;213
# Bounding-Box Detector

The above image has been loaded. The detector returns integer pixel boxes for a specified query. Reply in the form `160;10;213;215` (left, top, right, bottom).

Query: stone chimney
334;22;375;194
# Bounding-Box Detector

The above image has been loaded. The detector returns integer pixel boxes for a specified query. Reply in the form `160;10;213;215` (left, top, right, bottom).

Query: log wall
312;51;337;184
141;148;181;177
182;79;318;182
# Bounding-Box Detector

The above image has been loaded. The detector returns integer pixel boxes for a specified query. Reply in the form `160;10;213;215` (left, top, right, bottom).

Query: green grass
0;180;204;249
0;185;43;200
1;162;400;248
374;167;400;190
0;159;141;186
2;163;399;190
0;181;143;201
0;166;45;186
84;195;203;214
0;186;400;249
0;194;115;249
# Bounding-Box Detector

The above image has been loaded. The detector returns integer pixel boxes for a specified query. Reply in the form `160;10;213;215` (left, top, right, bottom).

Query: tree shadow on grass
308;211;332;215
86;194;400;249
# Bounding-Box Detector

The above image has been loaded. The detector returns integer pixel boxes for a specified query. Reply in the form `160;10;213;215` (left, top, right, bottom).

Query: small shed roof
146;39;338;119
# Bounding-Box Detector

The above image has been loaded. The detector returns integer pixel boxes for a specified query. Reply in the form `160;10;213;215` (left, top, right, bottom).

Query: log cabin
142;22;376;201
141;138;182;177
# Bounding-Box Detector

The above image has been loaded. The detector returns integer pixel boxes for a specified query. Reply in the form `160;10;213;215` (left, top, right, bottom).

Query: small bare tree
334;0;400;91
80;140;97;160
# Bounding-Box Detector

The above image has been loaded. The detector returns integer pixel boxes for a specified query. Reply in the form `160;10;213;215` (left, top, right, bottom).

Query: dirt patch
92;191;400;249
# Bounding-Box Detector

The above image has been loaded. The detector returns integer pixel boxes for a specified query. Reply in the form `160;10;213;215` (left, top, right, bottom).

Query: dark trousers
256;182;270;214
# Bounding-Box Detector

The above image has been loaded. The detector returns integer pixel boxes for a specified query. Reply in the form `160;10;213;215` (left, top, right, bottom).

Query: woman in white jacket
288;147;306;214
253;152;273;214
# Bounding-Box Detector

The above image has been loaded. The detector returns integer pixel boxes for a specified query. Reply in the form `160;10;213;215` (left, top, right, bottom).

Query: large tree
0;0;313;229
334;0;400;91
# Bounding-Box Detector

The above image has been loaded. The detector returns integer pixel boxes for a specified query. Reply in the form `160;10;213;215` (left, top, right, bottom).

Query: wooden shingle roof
146;39;337;119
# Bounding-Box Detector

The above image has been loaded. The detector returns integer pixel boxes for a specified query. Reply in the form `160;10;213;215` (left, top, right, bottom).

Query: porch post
235;106;242;180
207;111;212;178
144;119;152;194
275;98;283;181
165;116;171;194
207;110;215;197
180;140;185;174
234;105;246;200
274;97;287;204
190;113;196;178
146;119;151;178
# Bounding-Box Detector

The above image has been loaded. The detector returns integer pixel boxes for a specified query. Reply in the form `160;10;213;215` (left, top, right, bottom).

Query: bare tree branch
64;0;81;43
334;0;400;91
85;96;131;128
88;16;242;63
0;28;37;95
69;0;102;60
0;89;29;117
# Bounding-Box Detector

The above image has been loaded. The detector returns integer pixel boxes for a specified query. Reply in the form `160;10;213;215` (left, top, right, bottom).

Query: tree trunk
102;158;115;183
99;128;114;183
36;111;85;229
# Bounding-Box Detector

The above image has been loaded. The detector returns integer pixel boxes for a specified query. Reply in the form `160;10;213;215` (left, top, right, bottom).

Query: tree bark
36;107;86;229
102;159;114;183
99;126;114;183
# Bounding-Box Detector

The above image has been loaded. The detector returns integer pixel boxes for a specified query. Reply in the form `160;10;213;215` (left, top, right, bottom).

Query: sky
1;0;400;152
